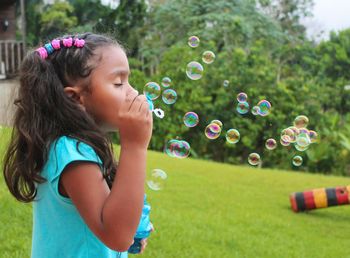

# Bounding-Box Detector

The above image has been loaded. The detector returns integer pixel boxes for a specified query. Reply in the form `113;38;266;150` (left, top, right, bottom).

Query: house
0;0;26;126
0;0;25;79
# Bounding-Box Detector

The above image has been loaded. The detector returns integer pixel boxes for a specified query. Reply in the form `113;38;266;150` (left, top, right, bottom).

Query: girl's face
81;45;138;132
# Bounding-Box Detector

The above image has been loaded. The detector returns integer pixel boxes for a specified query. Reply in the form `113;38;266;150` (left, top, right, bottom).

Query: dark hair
3;32;124;203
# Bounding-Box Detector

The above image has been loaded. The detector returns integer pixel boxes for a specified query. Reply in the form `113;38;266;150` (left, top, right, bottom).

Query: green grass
1;127;350;258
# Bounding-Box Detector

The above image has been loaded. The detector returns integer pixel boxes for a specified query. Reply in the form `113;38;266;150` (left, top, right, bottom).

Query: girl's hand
117;91;153;150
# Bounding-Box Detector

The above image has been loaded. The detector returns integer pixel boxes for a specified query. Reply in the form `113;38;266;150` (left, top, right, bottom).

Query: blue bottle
128;194;153;254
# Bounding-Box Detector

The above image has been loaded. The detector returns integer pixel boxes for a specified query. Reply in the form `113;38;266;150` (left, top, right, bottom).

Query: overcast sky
302;0;350;40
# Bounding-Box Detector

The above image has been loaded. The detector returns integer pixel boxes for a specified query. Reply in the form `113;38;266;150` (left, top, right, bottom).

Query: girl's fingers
140;239;147;254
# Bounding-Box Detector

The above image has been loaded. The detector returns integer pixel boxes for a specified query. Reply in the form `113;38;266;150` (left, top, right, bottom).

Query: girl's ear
63;86;86;111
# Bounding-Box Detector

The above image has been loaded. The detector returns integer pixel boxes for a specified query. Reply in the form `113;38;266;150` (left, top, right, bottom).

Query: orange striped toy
290;186;350;212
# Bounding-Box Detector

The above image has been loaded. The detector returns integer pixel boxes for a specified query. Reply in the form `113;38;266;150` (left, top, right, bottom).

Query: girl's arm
61;93;152;252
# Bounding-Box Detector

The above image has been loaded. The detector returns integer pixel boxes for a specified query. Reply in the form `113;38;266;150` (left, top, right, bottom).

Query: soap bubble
294;115;309;128
308;130;318;143
296;133;311;148
183;112;199;127
210;119;223;128
162;89;177;104
226;129;240;144
205;123;222;140
186;61;204;80
188;36;200;48
237;92;248;103
147;169;167;191
223;80;229;87
144;82;161;100
161;77;172;88
281;128;295;143
265;138;277;150
202;50;216;64
236;102;249;114
164;139;190;158
280;137;291;147
257;100;271;116
251;106;260;116
292;156;303;167
294;144;308;152
248;153;261;166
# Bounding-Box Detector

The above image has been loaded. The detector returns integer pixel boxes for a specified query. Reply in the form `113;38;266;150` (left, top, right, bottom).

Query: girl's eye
114;83;123;87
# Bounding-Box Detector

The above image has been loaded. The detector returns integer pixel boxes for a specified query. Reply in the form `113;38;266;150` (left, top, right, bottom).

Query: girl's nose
128;85;139;95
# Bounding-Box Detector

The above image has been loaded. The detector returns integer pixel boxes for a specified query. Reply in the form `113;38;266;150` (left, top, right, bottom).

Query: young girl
2;32;154;258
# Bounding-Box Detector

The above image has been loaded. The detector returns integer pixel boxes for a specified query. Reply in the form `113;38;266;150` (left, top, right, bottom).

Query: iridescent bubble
281;128;295;143
188;36;200;48
147;169;167;191
308;130;318;143
210;119;223;128
280;137;291;147
161;77;172;88
162;89;177;104
236;102;249;114
248;153;261;166
205;123;222;140
164;139;190;158
251;106;260;116
294;115;309;128
186;61;204;80
265;138;277;150
237;92;248;103
223;80;229;87
298;128;309;135
296;133;311;148
292;156;303;167
173;140;191;158
295;144;308;152
257;100;271;116
226;129;240;144
144;82;161;100
183;112;199;127
202;51;216;64
288;126;300;141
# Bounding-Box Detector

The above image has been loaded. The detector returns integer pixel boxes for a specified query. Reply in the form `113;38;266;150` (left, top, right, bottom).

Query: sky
302;0;350;40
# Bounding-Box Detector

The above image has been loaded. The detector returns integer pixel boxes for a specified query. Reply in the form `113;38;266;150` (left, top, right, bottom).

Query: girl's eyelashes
114;83;123;87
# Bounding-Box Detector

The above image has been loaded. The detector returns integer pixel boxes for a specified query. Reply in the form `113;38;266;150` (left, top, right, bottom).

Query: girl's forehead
95;45;129;74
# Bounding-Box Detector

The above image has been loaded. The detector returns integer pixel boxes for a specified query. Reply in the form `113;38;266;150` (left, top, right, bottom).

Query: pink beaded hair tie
36;37;85;59
74;38;85;48
36;47;48;59
62;37;73;47
51;39;61;50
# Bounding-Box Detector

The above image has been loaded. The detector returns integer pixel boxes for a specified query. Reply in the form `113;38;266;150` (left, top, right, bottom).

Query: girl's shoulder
49;135;102;165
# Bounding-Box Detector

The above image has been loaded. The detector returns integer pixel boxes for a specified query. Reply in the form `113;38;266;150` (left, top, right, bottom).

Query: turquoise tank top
31;136;127;258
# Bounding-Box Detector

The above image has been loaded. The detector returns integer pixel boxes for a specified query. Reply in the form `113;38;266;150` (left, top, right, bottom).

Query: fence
0;40;25;79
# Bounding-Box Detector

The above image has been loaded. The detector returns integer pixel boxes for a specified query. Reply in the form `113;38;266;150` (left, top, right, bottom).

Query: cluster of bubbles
146;36;316;191
236;92;272;117
279;115;318;166
186;36;216;81
144;77;178;106
164;139;191;159
204;120;223;140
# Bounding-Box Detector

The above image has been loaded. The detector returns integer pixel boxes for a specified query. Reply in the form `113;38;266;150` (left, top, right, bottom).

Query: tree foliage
23;0;350;175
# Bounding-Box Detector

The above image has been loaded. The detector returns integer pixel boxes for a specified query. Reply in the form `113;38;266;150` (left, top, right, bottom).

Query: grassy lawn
1;127;350;258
